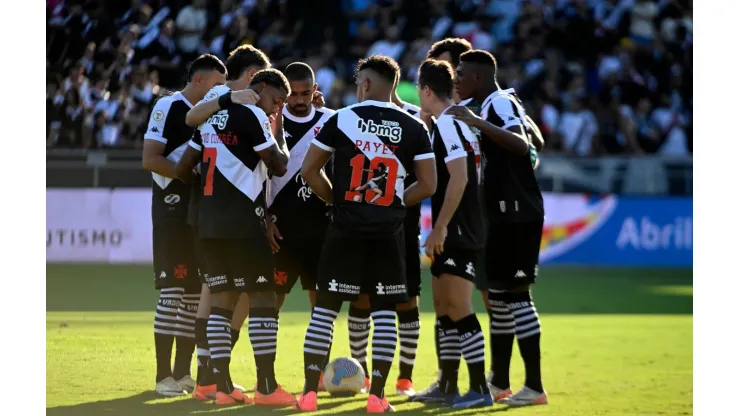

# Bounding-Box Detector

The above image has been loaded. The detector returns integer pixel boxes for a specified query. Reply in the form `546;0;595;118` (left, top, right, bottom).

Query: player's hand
312;91;325;109
423;226;446;261
266;218;282;253
447;105;481;127
231;89;260;105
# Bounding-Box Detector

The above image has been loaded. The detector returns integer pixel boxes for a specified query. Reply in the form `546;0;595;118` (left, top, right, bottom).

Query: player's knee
351;295;371;310
395;297;418;311
249;291;277;309
210;291;235;309
508;284;531;294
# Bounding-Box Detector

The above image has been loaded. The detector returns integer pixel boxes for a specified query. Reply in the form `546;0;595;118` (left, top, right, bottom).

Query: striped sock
508;292;543;393
303;303;340;394
455;313;487;394
397;307;420;381
348;305;371;377
438;315;461;395
488;289;515;389
154;287;184;382
173;292;199;380
369;309;397;398
194;317;211;385
434;317;442;380
249;308;279;394
207;308;234;393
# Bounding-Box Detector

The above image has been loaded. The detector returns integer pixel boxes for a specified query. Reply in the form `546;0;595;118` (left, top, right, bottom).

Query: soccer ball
353;194;362;202
322;357;366;397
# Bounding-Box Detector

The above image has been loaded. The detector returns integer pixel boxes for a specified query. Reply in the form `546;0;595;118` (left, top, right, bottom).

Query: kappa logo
328;279;339;292
450;143;460;152
206;110;229;130
164;194;180;205
508;116;516;121
372;369;382;377
515;270;527;278
257;276;268;283
444;258;456;267
357;119;403;143
150;126;159;133
307;364;321;371
159;271;167;279
466;262;475;276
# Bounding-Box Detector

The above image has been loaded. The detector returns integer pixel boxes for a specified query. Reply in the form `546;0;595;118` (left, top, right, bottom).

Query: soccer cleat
293;391;318;412
489;385;513;402
192;384;217;401
451;390;494;409
361;377;371;394
395;379;415;396
318;372;326;392
155;376;187;397
409;382;456;404
233;382;246;392
176;375;196;393
498;386;548;407
254;386;297;406
214;389;253;405
367;394;395;413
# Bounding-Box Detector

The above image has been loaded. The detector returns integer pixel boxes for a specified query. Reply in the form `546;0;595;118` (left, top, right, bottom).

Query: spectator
557;97;598;157
175;0;208;61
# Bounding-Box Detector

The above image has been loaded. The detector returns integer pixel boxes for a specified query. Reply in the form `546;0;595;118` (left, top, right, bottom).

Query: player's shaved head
284;62;315;84
284;62;317;117
459;49;498;79
456;49;498;102
355;55;400;102
427;38;472;68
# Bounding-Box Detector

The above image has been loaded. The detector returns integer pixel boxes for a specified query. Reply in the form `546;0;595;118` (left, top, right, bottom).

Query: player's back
196;102;276;239
313;100;433;236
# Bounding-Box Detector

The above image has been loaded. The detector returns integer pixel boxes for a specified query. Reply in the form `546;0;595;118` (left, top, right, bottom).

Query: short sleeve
188;130;202;152
245;106;277;151
435;116;467;163
198;85;230;105
484;96;524;130
144;97;173;143
311;113;339;152
413;123;434;161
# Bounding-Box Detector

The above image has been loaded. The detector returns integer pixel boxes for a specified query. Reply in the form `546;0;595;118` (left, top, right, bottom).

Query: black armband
217;92;233;109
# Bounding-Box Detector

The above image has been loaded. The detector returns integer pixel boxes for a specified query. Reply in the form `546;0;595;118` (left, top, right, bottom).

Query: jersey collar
282;105;316;123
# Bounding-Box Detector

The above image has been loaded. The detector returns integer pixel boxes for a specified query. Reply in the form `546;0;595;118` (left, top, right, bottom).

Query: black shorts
153;222;200;291
192;226;208;285
274;239;322;294
201;235;275;294
474;248;488;291
486;220;543;289
431;248;480;283
404;214;422;298
317;226;408;303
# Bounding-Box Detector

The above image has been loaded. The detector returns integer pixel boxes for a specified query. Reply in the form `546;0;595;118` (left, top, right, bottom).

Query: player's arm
247;107;288;176
257;144;289;177
404;126;437;207
142;98;178;178
526;114;545;152
185;89;260;127
447;104;530;155
175;131;203;183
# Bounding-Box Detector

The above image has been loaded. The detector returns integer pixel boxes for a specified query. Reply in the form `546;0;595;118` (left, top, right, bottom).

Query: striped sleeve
144;97;173;143
413;123;434;161
483;95;525;130
434;116;467;163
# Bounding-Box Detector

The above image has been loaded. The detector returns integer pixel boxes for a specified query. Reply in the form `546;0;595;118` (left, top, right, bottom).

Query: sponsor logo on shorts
208;275;228;286
466;262;475;276
234;277;245;287
328;279;360;294
174;264;187;279
376;282;406;296
274;271;288;285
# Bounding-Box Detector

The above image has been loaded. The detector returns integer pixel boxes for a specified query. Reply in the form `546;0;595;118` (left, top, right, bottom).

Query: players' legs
349;295;372;383
396;298;420;388
230;294;249;350
432;274;461;396
153;286;183;385
369;300;398;400
487;284;515;396
173;284;200;385
506;284;543;392
248;291;281;394
194;283;213;390
302;293;342;395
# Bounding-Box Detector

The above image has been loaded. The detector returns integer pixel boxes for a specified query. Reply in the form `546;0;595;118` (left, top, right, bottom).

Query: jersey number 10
344;154;399;207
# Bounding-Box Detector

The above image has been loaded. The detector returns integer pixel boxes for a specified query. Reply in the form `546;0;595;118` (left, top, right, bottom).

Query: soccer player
142;54;227;396
182;45;270;401
449;49;548;407
417;58;491;408
175;68;295;406
294;55;437;413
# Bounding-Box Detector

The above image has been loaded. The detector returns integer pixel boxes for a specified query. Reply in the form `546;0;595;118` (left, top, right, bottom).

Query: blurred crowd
46;0;692;156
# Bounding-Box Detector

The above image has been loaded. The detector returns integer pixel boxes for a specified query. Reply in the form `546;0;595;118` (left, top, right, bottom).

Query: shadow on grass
47;264;692;315
46;391;511;415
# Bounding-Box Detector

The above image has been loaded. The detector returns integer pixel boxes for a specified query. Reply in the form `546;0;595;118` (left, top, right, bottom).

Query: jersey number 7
344;154;398;207
203;148;217;196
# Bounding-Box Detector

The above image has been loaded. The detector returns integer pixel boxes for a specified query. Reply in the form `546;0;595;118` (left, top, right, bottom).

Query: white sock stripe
399;339;418;346
304;340;331;349
154;313;179;321
312;315;337;325
157;306;179;314
372;318;396;326
491;328;516;334
440;335;460;343
249;329;276;334
177;309;198;318
208;315;232;322
310;320;334;330
491;320;516;328
174;331;195;338
212;353;231;359
161;288;185;295
488;289;506;293
307;326;333;336
440;348;462;355
209;339;231;345
196;348;210;356
441;355;461;360
250;335;277;341
206;328;231;335
399;346;417;354
517;327;542;339
249;317;277;322
373;355;395;362
464;355;486;364
350;351;367;358
176;317;196;325
348;316;372;323
154;328;177;335
253;349;277;355
515;319;541;332
371;311;396;318
313;307;339;317
372;346;396;355
398;329;420;336
349;338;369;347
210;346;231;353
461;342;484;356
490;307;510;313
460;332;485;348
511;305;536;316
304;347;328;355
399;355;416;365
491;313;515;320
159;293;184;299
514;314;540;326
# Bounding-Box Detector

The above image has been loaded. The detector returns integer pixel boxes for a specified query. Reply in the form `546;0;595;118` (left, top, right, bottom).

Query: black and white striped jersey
480;88;544;223
186;85;231;227
402;102;421;118
399;102;423;232
431;113;485;250
267;105;335;240
187;99;277;239
144;91;197;222
312;100;434;236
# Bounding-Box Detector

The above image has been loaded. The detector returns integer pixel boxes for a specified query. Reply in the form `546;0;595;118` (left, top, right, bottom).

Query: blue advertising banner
419;193;693;267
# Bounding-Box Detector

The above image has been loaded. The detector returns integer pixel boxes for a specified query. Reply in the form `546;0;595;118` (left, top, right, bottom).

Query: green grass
47;264;693;415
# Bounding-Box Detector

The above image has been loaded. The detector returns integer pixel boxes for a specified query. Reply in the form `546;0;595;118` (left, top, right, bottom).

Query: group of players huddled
141;37;547;413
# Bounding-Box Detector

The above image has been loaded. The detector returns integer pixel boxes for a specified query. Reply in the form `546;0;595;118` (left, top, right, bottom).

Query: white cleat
498;386;548;407
176;375;196;393
155;376;187;397
486;371;513;402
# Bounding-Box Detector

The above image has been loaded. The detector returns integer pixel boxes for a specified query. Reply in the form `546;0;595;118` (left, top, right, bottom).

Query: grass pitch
47;264;692;415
